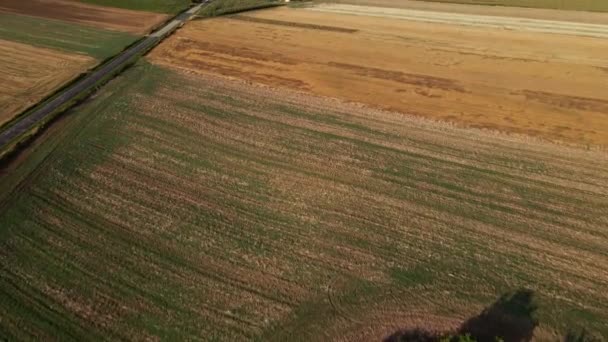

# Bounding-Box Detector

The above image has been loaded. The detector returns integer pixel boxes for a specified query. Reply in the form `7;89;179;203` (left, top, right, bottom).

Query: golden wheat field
150;5;608;146
0;39;95;126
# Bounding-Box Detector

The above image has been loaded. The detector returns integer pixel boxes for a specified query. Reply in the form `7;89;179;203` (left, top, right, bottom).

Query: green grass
78;0;192;13
197;0;282;17
417;0;608;12
0;13;137;60
0;62;607;339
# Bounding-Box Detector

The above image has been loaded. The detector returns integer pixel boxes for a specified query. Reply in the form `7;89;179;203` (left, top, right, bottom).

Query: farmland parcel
152;5;608;146
384;0;608;12
1;56;607;338
77;0;192;13
0;40;96;127
1;2;608;341
326;0;608;23
0;0;172;131
0;0;168;34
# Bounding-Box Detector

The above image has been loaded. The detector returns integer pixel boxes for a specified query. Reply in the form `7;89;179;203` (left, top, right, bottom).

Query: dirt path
0;3;205;154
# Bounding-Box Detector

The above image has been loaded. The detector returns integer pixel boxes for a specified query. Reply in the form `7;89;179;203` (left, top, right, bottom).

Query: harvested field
0;13;137;60
0;39;96;127
229;15;359;32
388;0;608;13
0;61;607;339
0;0;168;35
325;0;608;24
309;4;608;38
150;6;608;146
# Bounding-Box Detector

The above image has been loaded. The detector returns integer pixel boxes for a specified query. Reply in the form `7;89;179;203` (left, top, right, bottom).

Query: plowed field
0;62;607;339
150;6;608;146
0;0;168;34
0;39;95;127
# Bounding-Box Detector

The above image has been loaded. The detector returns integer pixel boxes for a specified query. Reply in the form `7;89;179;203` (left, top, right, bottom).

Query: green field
420;0;608;12
1;62;607;340
0;14;137;60
197;0;282;17
78;0;192;13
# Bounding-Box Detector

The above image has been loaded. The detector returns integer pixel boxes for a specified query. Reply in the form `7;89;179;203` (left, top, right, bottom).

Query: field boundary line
0;2;207;163
308;4;608;38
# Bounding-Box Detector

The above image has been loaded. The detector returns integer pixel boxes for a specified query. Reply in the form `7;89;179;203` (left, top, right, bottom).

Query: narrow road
0;3;205;149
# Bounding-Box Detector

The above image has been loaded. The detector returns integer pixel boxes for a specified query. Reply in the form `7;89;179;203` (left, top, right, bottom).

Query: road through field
0;3;204;154
309;4;608;38
0;40;96;127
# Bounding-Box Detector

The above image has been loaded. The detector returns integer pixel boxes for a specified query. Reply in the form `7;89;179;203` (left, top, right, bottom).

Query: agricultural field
198;0;284;18
0;0;173;130
0;40;96;127
0;13;136;127
325;0;608;23
0;0;168;34
0;59;607;339
393;0;608;12
152;5;608;146
78;0;192;14
0;14;137;60
1;0;608;340
309;3;608;36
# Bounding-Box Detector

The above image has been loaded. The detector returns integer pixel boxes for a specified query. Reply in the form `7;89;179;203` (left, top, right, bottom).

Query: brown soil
148;7;608;146
0;0;168;34
0;39;96;127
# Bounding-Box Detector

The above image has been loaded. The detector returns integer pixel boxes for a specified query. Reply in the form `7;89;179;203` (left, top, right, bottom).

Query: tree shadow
457;289;537;342
384;328;441;342
384;289;538;342
564;329;602;342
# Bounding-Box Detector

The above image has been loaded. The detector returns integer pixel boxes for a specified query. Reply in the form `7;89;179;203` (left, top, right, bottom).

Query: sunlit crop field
2;0;608;339
151;6;608;146
413;0;608;12
0;40;96;127
0;61;607;339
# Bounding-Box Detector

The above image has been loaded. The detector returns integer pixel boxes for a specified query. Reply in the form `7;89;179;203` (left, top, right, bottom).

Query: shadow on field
384;289;538;342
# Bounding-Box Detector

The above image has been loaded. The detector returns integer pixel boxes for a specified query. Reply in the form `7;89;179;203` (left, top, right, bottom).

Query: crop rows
0;63;607;339
0;14;137;60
